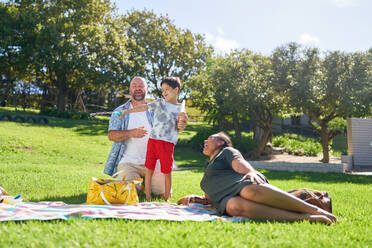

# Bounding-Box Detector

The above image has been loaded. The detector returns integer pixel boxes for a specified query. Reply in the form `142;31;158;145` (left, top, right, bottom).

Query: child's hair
160;77;181;90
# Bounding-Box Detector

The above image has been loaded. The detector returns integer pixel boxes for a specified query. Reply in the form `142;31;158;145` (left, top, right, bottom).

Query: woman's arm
231;158;266;184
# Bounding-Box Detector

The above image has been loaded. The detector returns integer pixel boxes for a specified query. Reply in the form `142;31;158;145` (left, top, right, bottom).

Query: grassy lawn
0;108;371;247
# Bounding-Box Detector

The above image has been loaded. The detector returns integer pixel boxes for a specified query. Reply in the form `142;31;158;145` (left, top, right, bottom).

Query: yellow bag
86;177;142;205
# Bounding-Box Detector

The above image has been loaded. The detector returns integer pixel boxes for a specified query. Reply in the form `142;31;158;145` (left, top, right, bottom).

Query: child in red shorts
122;77;184;201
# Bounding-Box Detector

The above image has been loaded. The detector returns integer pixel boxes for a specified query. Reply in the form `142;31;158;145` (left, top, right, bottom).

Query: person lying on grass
178;132;337;225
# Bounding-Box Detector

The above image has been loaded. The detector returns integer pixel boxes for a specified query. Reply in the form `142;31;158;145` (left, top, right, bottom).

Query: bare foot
308;215;333;225
146;194;152;202
162;193;171;201
316;208;338;223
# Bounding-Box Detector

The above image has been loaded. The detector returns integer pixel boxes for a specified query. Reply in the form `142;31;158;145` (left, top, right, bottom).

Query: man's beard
132;93;145;101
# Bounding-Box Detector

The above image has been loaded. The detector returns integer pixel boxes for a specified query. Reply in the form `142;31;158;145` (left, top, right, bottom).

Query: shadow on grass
260;169;372;185
1;109;108;136
33;192;175;205
0;108;209;137
31;193;87;204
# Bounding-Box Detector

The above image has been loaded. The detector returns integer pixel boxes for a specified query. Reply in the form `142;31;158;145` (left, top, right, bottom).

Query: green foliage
187;127;220;150
272;133;322;156
186;127;257;155
1;0;131;111
272;43;372;162
189;50;284;157
328;117;347;133
123;9;213;98
40;108;89;120
231;134;258;155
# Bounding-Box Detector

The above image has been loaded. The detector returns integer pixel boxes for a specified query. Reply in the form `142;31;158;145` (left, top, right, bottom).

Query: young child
121;77;185;201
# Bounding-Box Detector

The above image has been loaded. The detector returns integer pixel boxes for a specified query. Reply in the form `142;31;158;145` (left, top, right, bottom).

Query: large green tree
0;1;33;107
19;0;131;111
272;43;372;162
189;50;283;157
123;9;213;97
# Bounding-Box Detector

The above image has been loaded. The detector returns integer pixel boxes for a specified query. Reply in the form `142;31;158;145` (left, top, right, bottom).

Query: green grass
0;108;371;247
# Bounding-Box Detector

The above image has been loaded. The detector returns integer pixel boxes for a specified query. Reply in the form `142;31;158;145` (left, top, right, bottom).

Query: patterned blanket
0;202;249;222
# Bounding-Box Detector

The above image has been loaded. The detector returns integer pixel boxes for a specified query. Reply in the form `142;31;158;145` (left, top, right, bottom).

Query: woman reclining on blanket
178;132;337;225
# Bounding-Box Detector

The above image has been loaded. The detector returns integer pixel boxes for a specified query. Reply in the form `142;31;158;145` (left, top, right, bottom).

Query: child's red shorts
145;138;175;174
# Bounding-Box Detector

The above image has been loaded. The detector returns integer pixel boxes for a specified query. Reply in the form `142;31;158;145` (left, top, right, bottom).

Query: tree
272;43;372;162
189;52;251;139
19;0;131;111
189;50;284;157
123;9;213;97
0;1;32;108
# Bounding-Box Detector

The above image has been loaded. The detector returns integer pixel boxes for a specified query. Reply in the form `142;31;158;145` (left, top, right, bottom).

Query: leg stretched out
226;196;332;225
239;184;337;223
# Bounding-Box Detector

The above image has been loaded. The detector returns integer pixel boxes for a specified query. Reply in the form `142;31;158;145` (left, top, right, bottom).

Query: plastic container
0;196;23;205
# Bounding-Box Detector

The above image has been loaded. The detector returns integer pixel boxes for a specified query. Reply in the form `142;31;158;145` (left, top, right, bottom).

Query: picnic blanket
0;202;249;223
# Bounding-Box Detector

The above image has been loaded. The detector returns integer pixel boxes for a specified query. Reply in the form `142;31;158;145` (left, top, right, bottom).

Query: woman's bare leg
226;196;332;224
145;169;154;201
240;184;337;222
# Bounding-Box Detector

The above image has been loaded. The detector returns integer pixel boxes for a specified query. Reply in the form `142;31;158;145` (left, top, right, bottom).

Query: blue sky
114;0;371;55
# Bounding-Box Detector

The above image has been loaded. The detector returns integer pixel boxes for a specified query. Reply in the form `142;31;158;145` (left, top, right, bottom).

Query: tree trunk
56;76;68;111
253;125;264;143
41;86;49;109
319;122;330;163
232;113;241;139
254;126;271;158
57;90;66;111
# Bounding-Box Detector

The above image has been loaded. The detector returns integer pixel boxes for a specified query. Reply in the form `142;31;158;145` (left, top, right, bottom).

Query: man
104;77;187;195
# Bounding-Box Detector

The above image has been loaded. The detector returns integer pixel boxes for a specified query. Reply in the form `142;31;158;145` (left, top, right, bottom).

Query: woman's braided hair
215;132;233;151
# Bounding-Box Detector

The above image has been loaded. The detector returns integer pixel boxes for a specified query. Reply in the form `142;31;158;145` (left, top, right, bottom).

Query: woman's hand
240;171;266;185
177;194;211;205
177;195;197;205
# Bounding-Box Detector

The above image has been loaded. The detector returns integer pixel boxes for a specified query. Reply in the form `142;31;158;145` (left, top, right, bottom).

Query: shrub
272;133;322;156
188;128;257;154
231;137;257;155
188;127;220;150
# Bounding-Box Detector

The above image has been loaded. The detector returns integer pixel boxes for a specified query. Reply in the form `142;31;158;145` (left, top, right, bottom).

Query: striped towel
0;202;249;222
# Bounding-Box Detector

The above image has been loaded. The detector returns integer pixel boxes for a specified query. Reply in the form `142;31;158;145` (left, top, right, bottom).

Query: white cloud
329;0;356;7
205;29;240;54
298;33;320;47
217;27;224;36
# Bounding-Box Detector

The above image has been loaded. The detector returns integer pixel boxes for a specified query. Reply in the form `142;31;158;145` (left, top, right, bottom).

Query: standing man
104;77;187;196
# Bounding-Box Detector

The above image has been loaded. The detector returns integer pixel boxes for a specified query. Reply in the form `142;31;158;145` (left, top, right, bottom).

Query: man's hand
131;126;148;138
177;112;188;133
